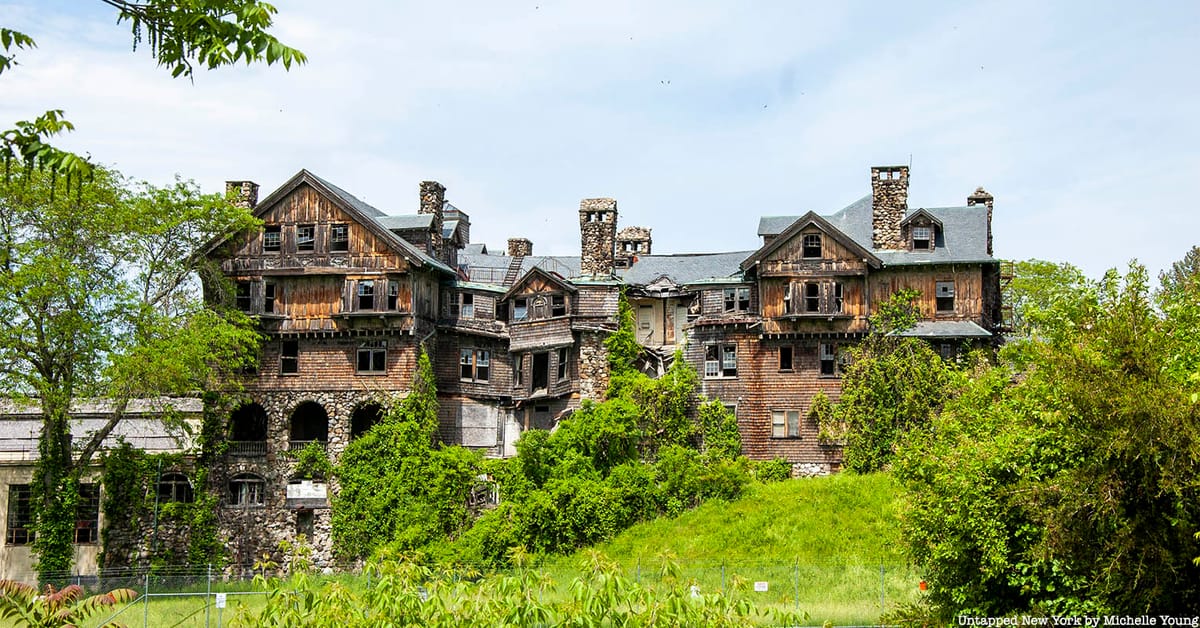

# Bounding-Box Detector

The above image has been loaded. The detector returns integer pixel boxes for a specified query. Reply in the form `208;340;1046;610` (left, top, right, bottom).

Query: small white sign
214;593;227;609
753;581;769;592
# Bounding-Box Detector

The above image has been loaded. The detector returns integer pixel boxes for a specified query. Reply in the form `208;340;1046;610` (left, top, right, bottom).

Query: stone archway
229;402;268;456
289;401;329;450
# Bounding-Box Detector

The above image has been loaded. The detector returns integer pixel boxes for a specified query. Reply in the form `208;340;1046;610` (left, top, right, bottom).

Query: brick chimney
968;187;995;256
507;238;533;257
870;166;908;250
419;181;445;261
579;198;618;278
225;180;259;209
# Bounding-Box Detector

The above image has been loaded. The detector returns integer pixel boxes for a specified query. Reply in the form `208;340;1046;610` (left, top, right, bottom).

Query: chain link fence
6;560;919;627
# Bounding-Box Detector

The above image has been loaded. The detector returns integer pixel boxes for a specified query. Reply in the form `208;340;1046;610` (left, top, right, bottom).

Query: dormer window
912;226;931;250
802;233;822;258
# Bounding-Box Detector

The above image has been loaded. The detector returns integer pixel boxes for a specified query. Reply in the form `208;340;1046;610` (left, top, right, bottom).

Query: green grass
82;473;915;626
545;471;919;625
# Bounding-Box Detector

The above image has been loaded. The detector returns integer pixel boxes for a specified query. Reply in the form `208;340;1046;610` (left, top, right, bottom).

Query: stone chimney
507;238;533;257
225;180;259;209
579;198;618;278
968;187;995;256
616;226;652;256
419;181;446;261
870;166;909;250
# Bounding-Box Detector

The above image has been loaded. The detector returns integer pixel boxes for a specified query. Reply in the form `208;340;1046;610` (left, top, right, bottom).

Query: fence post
880;563;885;622
143;572;150;628
206;564;212;628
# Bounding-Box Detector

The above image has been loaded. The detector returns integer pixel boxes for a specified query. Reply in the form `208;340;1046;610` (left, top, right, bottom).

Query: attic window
296;224;315;251
802;233;822;258
912;226;931;250
331;224;349;252
513;298;528;321
263;226;281;252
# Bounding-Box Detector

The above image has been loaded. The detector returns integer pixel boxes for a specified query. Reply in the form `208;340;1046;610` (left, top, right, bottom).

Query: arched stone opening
289;401;329;450
229;403;268;456
350;402;385;440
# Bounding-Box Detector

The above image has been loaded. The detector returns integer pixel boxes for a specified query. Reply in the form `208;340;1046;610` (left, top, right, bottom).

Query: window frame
819;343;837;377
912;226;932;250
264;282;277;314
460;348;490;382
771;410;802;439
74;483;100;544
330;223;349;252
779;346;793;371
804;282;820;313
723;287;751;313
5;484;33;545
513;298;528;321
460;293;474;318
935;281;956;312
280;339;299;375
557;347;569;380
551;294;567;317
704;344;738;378
263;225;281;253
802;233;822;258
296;224;316;252
357;280;375;311
356;340;387;374
230;474;266;507
157;472;195;504
387;281;400;311
235;280;252;312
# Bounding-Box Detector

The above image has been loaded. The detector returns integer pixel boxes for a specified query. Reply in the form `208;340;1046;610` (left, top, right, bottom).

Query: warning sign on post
215;593;227;608
753;581;769;592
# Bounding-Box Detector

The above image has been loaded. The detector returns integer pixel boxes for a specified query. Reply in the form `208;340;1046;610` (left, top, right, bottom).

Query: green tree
1003;259;1092;340
2;1;305;176
897;262;1200;616
0;169;259;579
834;289;959;472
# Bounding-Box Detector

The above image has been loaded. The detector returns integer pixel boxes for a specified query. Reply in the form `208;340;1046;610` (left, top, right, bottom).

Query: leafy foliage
896;261;1200;616
0;579;136;628
0;168;258;578
834;289;959;472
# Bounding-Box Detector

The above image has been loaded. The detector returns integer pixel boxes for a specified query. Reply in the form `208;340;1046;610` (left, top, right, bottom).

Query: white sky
2;1;1198;280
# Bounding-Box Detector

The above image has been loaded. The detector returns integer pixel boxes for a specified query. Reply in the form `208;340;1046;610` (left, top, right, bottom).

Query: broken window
724;287;750;313
460;293;474;318
779;346;793;371
460;348;490;382
235;281;252;312
296;510;315;538
157;472;195;504
387;281;400;310
936;281;955;312
912;226;931;250
358;280;375;310
5;485;33;545
75;484;100;544
230;474;266;507
357;340;387;373
557;347;569;380
820;343;837;376
264;282;277;314
551;295;566;317
940;343;957;361
263;225;281;252
280;339;299;374
296;224;315;252
705;344;737;378
772;410;802;438
783;283;793;314
515;354;525;386
804;283;820;312
331;223;349;252
833;283;844;313
513;298;528;321
802;233;822;258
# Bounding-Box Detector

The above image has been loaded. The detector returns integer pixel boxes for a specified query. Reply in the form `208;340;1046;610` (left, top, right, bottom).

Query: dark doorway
289;401;329;450
229;403;268;456
532;352;549;391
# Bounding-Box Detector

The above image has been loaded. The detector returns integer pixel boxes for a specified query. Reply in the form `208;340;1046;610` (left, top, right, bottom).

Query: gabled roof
502;266;577;301
207;170;454;276
621;251;750;286
741;211;881;271
891;320;991;338
761;195;994;266
899;208;943;229
377;214;434;231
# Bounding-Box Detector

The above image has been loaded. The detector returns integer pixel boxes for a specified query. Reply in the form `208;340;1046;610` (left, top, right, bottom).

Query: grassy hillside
550;472;919;624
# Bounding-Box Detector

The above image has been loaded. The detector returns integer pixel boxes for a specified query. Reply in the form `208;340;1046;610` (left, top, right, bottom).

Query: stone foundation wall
577;330;610;401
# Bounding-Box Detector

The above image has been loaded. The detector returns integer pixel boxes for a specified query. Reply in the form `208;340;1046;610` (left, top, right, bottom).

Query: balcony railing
227;441;267;457
288;440;328;452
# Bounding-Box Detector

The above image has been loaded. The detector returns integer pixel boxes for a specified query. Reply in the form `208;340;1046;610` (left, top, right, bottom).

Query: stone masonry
225;180;259;209
616;226;652;255
507;237;533;257
579;198;618;277
420;181;446;262
968;187;995;256
870;166;908;250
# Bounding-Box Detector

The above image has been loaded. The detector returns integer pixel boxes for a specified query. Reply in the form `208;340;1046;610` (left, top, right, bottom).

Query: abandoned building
0;164;1001;574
